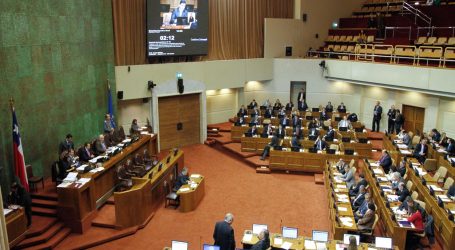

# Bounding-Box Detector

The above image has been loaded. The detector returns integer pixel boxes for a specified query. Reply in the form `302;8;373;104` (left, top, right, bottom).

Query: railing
402;1;432;28
417;26;455;38
384;26;413;40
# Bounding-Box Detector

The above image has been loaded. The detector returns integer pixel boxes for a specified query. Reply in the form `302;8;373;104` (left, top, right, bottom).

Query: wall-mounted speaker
148;81;155;90
177;78;184;94
285;46;292;57
302;13;307;22
117;91;124;100
142;98;149;103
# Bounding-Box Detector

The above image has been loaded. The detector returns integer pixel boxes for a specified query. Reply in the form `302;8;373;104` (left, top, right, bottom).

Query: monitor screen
172;241;188;250
312;230;328;242
343;234;360;245
202;244;220;250
282;227;298;239
252;224;268;235
375;237;392;249
146;0;209;57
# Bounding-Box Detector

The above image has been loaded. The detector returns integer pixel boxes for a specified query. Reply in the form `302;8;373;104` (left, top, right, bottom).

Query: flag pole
9;97;14;111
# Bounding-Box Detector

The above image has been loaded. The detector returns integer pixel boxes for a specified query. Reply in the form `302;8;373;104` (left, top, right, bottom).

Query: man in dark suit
234;117;245;126
238;105;248;117
247;125;258;136
325;102;334;113
396;182;410;202
276;124;286;139
314;136;327;151
79;142;94;162
413;139;428;163
350;174;367;197
9;182;32;227
294;124;302;139
95;134;107;155
387;105;396;134
337;102;347;113
394;109;404;134
352;185;366;209
372;101;382;132
324;125;335;141
261;124;273;137
298;100;308;111
261;133;280;160
264;106;273;118
320;109;329;121
297;88;305;107
378;150;392;174
58;134;74;155
174;167;190;190
308;127;319;140
447;138;455;155
280;115;290;127
213;213;236;250
249;99;258;108
291;133;301;148
292;114;300;128
285;102;294;110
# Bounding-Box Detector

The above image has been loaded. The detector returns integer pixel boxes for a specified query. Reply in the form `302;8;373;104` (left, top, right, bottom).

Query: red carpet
88;144;330;250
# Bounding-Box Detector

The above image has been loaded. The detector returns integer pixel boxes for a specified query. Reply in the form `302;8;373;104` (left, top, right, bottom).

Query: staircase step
31;199;58;209
106;196;115;205
25;217;58;238
32;207;57;217
314;173;324;185
256;166;271;174
30;193;58;202
21;227;71;250
16;222;64;249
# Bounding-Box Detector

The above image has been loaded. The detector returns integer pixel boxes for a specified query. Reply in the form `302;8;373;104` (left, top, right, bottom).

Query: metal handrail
417;26;455;37
402;2;431;27
384;26;412;40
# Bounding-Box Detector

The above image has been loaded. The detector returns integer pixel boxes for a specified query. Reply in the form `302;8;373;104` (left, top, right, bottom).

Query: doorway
158;93;201;150
290;81;306;105
402;104;425;136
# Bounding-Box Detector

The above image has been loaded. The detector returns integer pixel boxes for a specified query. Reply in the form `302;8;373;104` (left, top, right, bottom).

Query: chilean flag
12;107;29;191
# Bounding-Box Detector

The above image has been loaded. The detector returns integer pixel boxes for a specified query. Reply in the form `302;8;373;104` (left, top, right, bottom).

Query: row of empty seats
353;5;402;15
415;36;455;46
325;35;375;44
322;44;455;67
363;0;404;4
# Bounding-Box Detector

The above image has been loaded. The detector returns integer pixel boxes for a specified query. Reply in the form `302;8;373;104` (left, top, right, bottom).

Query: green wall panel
0;0;116;192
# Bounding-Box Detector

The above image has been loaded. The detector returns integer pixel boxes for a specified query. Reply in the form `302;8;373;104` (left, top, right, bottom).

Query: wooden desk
57;134;157;233
6;207;27;248
270;149;358;173
177;174;205;212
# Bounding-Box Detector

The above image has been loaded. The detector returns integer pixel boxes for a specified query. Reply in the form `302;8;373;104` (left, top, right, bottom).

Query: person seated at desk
125;158;146;177
8;182;32;227
264;106;273;118
285;102;294;110
357;202;376;231
95;134;107;155
351;185;366;210
396;182;409;202
354;193;372;222
405;205;425;249
262;99;270;107
104;130;117;147
261;124;273;137
174;167;190;191
251;229;270;250
350;174;367;197
390;172;403;191
394;109;404;134
399;197;427;219
130;119;141;135
340;164;355;189
234;117;246;126
395;159;407;178
116;164;133;191
325;102;334;113
314;136;327;151
401;130;412;147
280;115;290;127
293;124;303;139
273;99;282;110
413;139;428;164
249;115;260;126
276;124;286;139
213;213;236;250
346;235;358;250
291;132;301;148
260;133;280;160
320;109;329;121
308;127;320;140
278;107;286;118
79;142;94;162
347;113;358;122
298;100;308;111
247;125;258;136
291;114;301;128
238;105;248;117
377;150;392;174
447;182;455;199
324;125;335;141
104;113;116;133
336;158;347;174
170;0;188;24
446;138;455;155
58;133;74;155
337;102;347;113
250;107;260;117
430;128;441;142
58;150;76;180
249;99;258;108
338;116;352;130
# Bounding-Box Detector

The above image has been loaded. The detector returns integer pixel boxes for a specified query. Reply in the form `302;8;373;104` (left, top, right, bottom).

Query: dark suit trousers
262;145;272;158
387;119;395;133
372;118;380;132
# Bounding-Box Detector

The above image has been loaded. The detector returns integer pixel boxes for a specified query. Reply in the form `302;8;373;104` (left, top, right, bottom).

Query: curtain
112;0;294;65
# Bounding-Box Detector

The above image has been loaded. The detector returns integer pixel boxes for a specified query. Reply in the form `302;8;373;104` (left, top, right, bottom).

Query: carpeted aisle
90;144;330;250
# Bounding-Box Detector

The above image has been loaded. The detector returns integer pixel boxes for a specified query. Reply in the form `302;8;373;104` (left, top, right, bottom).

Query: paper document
333;172;342;176
274;238;283;245
387;195;399;202
190;183;197;189
90;167;104;173
57;182;72;188
428;185;443;192
304;240;316;250
400;150;412;154
242;234;253;243
76;178;91;184
397;144;408;149
342;221;353;227
370;162;379;167
438;149;447;153
63;172;78;182
338;206;348;212
373;169;383;175
316;242;327;250
3;209;13;216
190;174;201;178
336;194;348;199
179;187;190;192
336;184;347;189
339;217;352;223
281;241;292;250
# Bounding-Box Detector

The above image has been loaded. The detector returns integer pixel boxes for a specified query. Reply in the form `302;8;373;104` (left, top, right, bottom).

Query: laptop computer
309;147;317;153
244;132;253;137
339;127;348;132
335;117;342;121
375;237;392;249
306;116;313;120
354;127;364;132
359;138;368;143
345;149;354;155
282;226;298;239
171;240;188;250
252;224;268;235
343;234;360;245
327;149;336;154
291;146;300;152
342;137;350;142
202;244;220;250
312;230;328;242
312;108;319;112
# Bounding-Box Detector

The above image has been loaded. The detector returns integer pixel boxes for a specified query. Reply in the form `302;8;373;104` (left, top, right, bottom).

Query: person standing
58;134;74;155
387;105;396;134
372;101;382;132
213;213;236;250
394;109;404;134
297;88;305;107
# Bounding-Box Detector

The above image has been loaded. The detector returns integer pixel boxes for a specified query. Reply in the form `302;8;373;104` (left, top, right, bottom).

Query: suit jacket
213;221;235;250
447;143;455;155
350;179;368;196
175;173;190;190
280;118;289;127
234;118;245;126
297;92;305;102
308;128;319;137
261;125;272;137
448;185;455;197
337;105;346;113
357;200;369;215
270;135;280;147
357;209;375;230
397;187;410;202
247;127;258;135
324;129;335;141
402;134;411;147
298;101;308;111
249;101;258;108
277;128;286;138
292;116;300;127
171;8;189;24
373;105;383;120
352;192;366;208
95;140;107;155
379;154;392;173
78;147;92;162
314;139;327;151
264;109;273;118
291;137;300;148
58;140;74;154
320;112;329;121
414;143;428;156
285;103;293;110
387;109;396;120
238;108;247;117
343;168;356;189
325;105;333;113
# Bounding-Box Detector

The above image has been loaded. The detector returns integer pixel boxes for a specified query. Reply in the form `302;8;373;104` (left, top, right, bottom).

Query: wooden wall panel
403;105;425;135
158;94;200;150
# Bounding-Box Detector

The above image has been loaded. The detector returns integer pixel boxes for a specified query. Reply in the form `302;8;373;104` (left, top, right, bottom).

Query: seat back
415;200;426;210
51;161;59;182
411;191;419;201
437;166;447;180
412;135;421;146
349;159;355;168
443;177;454;190
26;164;34;178
406;180;413;191
423;159;437;172
330;144;339;151
432;172;441;182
